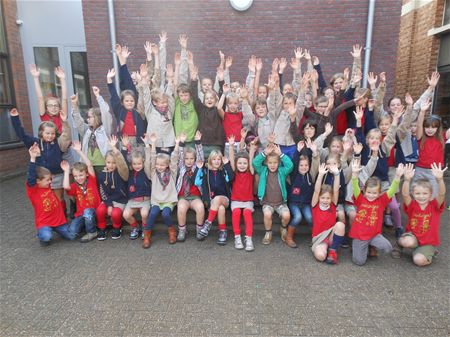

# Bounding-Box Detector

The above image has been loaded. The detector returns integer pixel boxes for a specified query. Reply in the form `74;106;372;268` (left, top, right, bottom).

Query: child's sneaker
234;235;244;249
197;220;212;240
217;230;227;245
326;248;339;264
80;231;98;243
130;227;139;240
245;236;254;252
111;229;122;240
340;236;350;249
177;227;187;242
391;242;402;259
97;230;107;241
262;231;272;245
383;214;393;227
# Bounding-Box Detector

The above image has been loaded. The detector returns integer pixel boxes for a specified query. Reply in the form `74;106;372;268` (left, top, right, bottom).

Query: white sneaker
245;236;254;252
234;235;244;250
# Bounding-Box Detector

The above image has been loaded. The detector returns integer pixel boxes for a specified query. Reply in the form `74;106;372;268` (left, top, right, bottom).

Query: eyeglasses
46;104;59;108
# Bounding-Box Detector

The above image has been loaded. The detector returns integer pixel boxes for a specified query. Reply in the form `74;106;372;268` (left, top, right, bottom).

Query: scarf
88;131;98;155
156;168;171;190
181;170;193;197
153;103;170;122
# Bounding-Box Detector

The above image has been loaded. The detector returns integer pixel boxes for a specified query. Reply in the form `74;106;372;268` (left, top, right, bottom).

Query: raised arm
27;143;41;186
396;93;414;142
29;64;45;116
54;67;68;120
178;35;189;84
109;135;129;181
350;44;362;89
401;163;414;207
70;93;88;138
72;140;95;177
93;86;114;137
158;31;167;90
312;163;327;208
10;108;37;148
431;163;447;207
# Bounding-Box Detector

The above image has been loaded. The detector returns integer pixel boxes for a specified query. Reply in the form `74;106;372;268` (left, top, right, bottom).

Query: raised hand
367;98;376;111
92;86;100;98
303;49;311;61
305;138;317;154
72;140;82;152
109;135;119;149
240;128;248;141
328;161;339;175
222;83;230;94
430;162;448;179
179;132;187;143
351;44;363;58
324;122;333;136
266;73;276;90
420;97;432;112
294;47;304;59
248;55;256;72
29;64;40;77
222;156;229;164
297;140;305;152
121;134;130;148
196;160;204;169
367;72;377;87
256;58;263;71
290;57;299;71
149;132;157;144
353;142;363;155
352;69;362;85
395;163;406;178
379;72;386;83
178;34;188;49
228;134;235;146
150;43;159;55
393;106;405;122
144;41;152;58
273;144;282;156
70;94;79;107
403;163;415;181
10;107;19;116
54;66;66;79
351;158;362;175
159;31;168;43
166;64;174;79
318;163;329;176
240;85;249;99
194;130;202;141
271;58;280;72
190;65;199;81
312;56;320;66
279;58;287;73
174;52;181;66
216;67;224;81
60;160;70;172
29;142;41;159
225;56;233;69
404;93;413;106
187;51;194;66
107;68;116;83
427;71;440;89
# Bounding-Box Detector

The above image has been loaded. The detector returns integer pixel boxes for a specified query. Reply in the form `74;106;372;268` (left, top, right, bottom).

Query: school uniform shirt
26;184;66;229
231;171;254;202
404;199;444;246
66;174;101;217
416;137;444;168
312;203;337;237
349;193;391;240
223;111;243;141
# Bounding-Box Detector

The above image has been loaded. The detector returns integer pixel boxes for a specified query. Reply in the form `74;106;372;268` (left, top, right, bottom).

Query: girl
122;136;152;240
62;141;101;243
253;143;293;244
413;101;444;198
398;163;447;266
29;64;67;134
218;86;243;156
71;86;114;175
26;144;77;246
141;133;180;248
10;108;71;201
228;135;257;252
287;139;319;248
176;131;205;242
107;68;147;151
96;136;129;240
252;97;275;151
190;65;225;158
195;150;234;245
349;160;404;266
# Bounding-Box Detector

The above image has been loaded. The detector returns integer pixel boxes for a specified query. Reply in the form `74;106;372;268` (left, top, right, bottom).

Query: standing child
176;131;205;242
397;163;447;266
26;144;77;246
228;135;257;251
62;141;101;243
142;133;180;248
310;163;345;264
349;160;404;266
195;150;235;245
96;136;129;240
253;143;293;244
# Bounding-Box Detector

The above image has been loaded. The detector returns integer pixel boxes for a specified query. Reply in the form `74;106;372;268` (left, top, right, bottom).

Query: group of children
15;33;448;267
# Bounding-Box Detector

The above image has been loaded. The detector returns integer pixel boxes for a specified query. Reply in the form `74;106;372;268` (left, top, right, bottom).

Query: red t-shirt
223;111;243;141
122;111;136;136
349;193;391;240
404;199;444;246
312;203;337;237
67;175;101;217
26;184;66;229
231;171;254;201
41;113;63;134
416;137;443;168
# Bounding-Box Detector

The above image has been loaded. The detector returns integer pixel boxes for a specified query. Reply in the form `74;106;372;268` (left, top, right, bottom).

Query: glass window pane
0;6;7;54
0;57;12;104
433;70;450;120
0;109;18;144
444;0;450;25
33;47;60;97
70;51;91;114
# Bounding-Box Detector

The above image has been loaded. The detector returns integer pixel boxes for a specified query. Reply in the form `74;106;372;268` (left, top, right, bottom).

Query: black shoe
340;236;350;249
111;229;122;240
97;230;107;241
39;240;50;247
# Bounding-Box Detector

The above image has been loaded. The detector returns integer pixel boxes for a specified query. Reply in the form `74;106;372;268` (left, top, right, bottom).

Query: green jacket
253;153;294;202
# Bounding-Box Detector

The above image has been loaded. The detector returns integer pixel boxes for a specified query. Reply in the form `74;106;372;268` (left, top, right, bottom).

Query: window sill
0;141;24;151
428;24;450;36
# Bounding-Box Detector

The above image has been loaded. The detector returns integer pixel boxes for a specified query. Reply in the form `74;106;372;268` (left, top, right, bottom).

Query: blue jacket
195;163;234;205
98;170;128;205
356;126;389;182
127;170;151;199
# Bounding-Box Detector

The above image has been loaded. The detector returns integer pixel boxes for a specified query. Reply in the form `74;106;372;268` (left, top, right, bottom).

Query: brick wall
0;1;31;177
395;0;444;100
82;0;401;103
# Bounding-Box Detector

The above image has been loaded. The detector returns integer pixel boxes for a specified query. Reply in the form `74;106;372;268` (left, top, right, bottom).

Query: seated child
26;143;77;246
397;163;446;266
349;160;404;266
62;141;101;243
253;143;293;244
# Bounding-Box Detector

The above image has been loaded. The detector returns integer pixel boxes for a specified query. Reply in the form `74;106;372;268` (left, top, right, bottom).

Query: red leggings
96;203;123;230
232;208;253;237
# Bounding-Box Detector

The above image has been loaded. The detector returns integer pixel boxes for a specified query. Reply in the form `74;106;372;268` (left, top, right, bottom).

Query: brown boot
142;230;152;249
168;227;177;244
285;226;297;248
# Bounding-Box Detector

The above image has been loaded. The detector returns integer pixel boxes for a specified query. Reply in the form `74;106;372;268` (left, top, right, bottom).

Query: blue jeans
69;208;97;234
37;223;77;242
288;203;313;227
146;205;173;230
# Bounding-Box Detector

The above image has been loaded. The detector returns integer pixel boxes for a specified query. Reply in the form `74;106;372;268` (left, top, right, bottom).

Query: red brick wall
0;0;31;177
82;0;401;102
395;0;444;100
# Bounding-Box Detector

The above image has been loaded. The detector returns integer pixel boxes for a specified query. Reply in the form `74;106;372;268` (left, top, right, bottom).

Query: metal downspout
107;0;120;92
363;0;376;88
